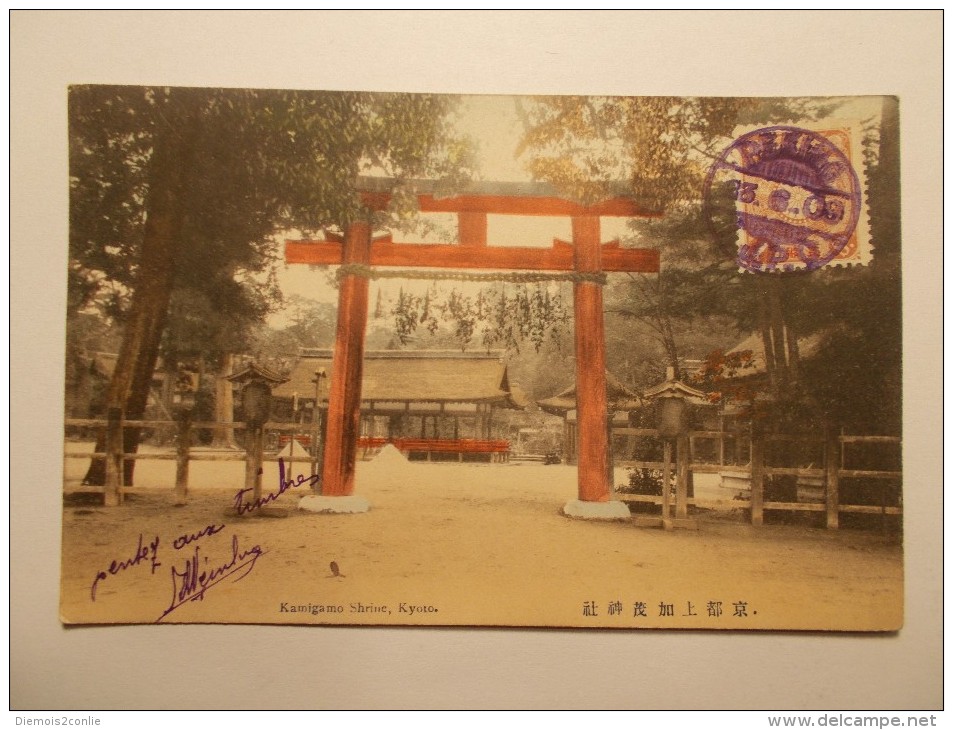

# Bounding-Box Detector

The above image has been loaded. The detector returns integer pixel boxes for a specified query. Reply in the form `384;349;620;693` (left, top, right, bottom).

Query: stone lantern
645;367;708;437
228;362;288;512
643;367;709;527
172;366;199;416
228;362;286;423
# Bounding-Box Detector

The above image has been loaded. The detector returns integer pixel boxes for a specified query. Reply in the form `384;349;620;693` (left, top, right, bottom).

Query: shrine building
271;349;528;462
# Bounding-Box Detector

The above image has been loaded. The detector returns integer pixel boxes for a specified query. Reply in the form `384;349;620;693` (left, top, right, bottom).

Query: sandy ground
60;443;903;631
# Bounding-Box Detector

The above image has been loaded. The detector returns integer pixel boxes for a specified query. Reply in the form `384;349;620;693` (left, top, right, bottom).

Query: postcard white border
11;10;943;710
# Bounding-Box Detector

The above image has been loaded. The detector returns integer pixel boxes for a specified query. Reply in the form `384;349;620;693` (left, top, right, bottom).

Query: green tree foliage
517;95;899;433
275;295;338;351
515;96;751;208
69;86;469;318
69;85;469;484
515;96;827;208
513;96;831;386
247;295;339;377
786;98;902;432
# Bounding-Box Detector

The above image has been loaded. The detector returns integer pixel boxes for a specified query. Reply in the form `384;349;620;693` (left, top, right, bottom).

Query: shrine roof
643;377;709;404
722;330;828;378
272;350;526;408
226;361;288;385
537;371;644;416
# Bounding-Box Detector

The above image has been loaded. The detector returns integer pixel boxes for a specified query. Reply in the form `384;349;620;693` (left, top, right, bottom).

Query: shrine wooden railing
64;418;317;460
366;437;510;462
63;416;512;504
281;434;510;457
613;427;902;529
64;416;901;528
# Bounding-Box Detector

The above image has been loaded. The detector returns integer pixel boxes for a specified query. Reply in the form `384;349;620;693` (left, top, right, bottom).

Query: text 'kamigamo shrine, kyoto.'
285;178;660;520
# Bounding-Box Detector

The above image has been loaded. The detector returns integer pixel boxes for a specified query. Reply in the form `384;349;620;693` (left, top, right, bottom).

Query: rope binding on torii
334;263;608;286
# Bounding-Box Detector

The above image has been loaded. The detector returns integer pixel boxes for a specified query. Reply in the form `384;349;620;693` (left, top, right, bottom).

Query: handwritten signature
232;457;319;515
157;535;264;623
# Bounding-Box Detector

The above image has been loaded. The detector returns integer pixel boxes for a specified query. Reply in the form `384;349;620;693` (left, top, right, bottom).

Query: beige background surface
10;10;943;710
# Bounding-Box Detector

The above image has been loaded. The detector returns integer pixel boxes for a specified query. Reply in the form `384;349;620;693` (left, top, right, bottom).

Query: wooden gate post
320;221;372;498
104;407;123;507
243;422;264;507
825;431;841;529
174;412;191;506
750;435;765;526
661;439;672;521
676;432;690;519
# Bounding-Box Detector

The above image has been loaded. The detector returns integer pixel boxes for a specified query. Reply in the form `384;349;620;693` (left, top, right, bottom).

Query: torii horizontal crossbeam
285;238;659;272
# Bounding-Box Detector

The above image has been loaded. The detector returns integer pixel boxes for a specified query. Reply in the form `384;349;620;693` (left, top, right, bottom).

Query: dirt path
60;449;902;631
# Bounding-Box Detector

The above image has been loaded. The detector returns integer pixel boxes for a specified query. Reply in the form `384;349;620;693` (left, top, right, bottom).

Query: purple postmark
703;125;863;273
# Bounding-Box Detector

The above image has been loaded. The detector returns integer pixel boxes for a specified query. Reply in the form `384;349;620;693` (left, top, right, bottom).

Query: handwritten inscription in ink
89;525;263;622
86;463;321;620
159;535;264;622
172;523;226;550
232;457;318;515
90;533;161;601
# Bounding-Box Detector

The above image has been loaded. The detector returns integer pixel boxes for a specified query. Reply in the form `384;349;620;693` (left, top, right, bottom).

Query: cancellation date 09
727;179;846;224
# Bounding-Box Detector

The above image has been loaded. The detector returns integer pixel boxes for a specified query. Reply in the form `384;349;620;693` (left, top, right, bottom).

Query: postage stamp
704;123;872;272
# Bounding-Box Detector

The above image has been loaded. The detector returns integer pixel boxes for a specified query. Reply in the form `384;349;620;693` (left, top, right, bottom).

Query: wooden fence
63;415;512;505
63;415;319;506
64;416;902;529
356;437;510;462
612;427;902;529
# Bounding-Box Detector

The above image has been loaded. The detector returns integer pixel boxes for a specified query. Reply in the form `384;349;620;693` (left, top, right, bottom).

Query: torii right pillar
563;215;631;521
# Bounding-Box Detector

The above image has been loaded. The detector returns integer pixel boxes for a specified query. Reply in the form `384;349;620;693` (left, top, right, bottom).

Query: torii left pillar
298;221;373;514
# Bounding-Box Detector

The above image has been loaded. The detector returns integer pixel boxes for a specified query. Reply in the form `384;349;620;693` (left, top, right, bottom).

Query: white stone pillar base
298;494;370;514
562;499;631;521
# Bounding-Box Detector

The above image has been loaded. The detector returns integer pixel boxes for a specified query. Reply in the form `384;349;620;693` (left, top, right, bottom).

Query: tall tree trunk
758;285;778;395
786;318;800;383
660;315;680;379
767;277;787;391
82;91;203;486
655;273;681;378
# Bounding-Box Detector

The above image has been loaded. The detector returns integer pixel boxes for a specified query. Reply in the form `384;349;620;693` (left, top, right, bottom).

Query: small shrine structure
537;372;644;465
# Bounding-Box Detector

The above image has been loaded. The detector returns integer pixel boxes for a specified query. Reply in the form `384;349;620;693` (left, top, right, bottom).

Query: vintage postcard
60;88;903;631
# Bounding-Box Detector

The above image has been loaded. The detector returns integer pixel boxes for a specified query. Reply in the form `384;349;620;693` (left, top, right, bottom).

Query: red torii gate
286;179;660;518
